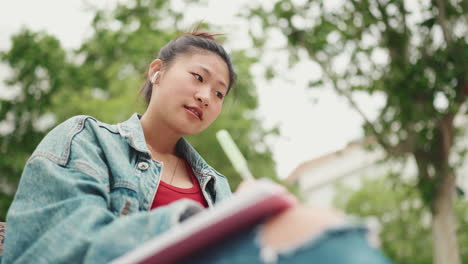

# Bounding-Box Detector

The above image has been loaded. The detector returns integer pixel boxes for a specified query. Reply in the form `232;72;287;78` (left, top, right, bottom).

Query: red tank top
151;160;209;209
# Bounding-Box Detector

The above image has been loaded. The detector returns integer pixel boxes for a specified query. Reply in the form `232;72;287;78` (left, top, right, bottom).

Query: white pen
216;130;254;181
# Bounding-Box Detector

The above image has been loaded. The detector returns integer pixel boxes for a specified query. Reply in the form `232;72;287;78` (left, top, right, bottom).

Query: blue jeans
184;224;393;264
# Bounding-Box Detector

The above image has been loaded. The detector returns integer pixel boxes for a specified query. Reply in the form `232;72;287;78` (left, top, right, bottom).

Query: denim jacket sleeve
3;116;206;263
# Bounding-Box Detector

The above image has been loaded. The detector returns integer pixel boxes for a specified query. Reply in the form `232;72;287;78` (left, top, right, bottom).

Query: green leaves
248;0;468;190
248;0;467;262
0;0;278;220
334;175;468;264
0;31;70;218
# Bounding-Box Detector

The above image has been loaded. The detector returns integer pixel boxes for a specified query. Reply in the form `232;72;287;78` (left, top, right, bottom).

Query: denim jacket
3;113;232;263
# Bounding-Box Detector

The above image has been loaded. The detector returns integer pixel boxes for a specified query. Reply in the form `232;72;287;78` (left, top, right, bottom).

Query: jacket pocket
109;181;139;216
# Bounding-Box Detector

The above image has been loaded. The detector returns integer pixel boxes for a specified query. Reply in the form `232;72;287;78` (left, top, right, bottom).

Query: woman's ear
148;59;163;83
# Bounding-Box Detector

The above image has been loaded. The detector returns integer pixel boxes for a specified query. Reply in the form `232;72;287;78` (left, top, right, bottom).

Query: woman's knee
260;205;345;251
258;206;392;263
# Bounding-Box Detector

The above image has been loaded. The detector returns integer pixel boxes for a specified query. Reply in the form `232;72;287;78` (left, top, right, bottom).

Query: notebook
111;179;295;264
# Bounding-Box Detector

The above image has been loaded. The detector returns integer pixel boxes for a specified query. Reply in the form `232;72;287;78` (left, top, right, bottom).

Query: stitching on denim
28;116;112;186
117;122;148;155
29;116;103;166
61;116;96;166
117;123;130;137
26;154;112;200
97;123;119;134
112;180;138;191
28;151;63;164
200;175;214;207
29;153;107;181
177;138;220;179
71;160;110;193
71;160;100;178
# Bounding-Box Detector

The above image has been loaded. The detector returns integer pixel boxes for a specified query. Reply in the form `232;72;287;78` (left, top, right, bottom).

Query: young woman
2;31;392;263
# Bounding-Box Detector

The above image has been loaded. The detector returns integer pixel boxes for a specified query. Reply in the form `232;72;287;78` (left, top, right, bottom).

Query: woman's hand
235;179;258;194
236;180;347;253
260;205;346;251
235;180;299;204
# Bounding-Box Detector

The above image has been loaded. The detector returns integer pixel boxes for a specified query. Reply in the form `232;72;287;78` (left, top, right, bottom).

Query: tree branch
435;113;454;167
435;0;453;47
375;0;391;31
398;0;410;65
310;53;412;156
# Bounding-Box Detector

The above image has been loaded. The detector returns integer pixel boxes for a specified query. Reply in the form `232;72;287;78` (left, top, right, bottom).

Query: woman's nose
195;89;209;107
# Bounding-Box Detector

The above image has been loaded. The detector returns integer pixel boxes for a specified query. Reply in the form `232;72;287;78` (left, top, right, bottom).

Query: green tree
0;0;278;221
334;175;468;264
0;30;68;220
247;0;467;263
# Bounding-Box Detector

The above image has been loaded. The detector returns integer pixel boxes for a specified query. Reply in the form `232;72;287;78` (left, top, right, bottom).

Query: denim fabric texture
3;114;232;263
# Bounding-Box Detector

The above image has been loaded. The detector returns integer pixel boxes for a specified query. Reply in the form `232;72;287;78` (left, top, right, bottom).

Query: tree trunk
431;171;460;264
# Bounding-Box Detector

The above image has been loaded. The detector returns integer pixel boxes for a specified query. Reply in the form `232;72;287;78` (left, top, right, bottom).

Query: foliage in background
0;0;279;221
334;175;468;264
247;0;467;263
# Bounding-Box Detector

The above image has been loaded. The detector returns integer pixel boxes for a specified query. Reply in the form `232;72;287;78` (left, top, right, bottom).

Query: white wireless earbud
151;71;160;83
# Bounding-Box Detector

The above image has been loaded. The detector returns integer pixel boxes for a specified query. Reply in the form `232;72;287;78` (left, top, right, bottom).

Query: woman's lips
184;105;203;120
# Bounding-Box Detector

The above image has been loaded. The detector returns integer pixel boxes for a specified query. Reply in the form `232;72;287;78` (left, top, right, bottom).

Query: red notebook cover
111;179;295;264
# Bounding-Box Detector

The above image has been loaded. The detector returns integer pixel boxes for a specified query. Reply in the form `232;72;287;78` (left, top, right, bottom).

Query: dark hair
139;31;237;104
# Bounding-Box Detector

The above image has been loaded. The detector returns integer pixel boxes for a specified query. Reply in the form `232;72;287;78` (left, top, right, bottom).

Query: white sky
0;0;383;178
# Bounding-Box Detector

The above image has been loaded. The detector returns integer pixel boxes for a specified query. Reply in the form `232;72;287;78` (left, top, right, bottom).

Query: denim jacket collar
116;113;219;180
117;113;150;154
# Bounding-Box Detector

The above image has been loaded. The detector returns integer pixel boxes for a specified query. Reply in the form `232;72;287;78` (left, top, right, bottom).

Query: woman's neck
140;112;181;156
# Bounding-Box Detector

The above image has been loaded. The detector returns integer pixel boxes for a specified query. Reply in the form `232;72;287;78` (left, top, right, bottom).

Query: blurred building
286;128;468;207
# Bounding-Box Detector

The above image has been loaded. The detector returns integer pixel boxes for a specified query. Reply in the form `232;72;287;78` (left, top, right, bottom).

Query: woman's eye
215;91;224;99
192;73;203;82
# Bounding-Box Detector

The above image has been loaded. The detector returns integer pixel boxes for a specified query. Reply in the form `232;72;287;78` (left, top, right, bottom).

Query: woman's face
148;52;230;135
